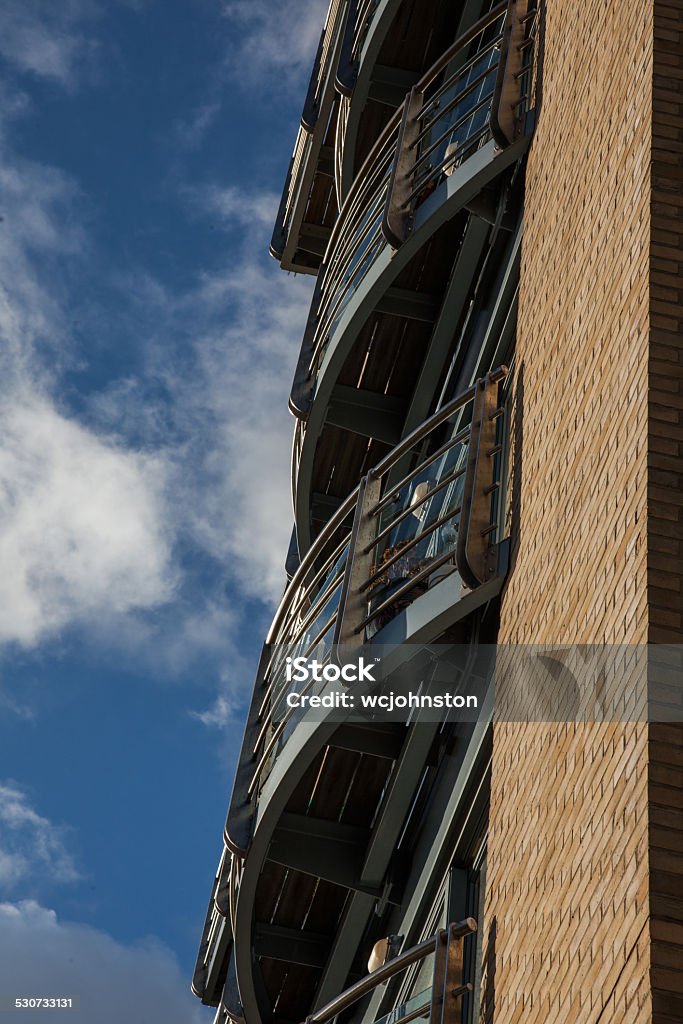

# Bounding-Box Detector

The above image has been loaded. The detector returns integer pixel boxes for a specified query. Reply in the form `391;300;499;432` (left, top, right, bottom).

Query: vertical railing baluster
333;471;383;650
491;0;533;148
382;86;424;248
456;373;505;588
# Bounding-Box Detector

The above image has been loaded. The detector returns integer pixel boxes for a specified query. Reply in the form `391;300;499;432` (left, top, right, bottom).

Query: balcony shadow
505;362;524;581
480;914;497;1024
535;0;547;118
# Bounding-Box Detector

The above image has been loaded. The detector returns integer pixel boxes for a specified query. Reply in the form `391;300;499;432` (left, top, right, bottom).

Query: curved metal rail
244;369;508;810
307;919;477;1024
291;0;536;417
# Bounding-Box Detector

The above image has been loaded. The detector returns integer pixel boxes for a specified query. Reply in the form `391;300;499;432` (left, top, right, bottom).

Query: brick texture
649;4;683;1021
483;0;658;1019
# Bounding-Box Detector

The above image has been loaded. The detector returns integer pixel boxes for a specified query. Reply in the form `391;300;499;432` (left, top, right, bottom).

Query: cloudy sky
0;0;326;1017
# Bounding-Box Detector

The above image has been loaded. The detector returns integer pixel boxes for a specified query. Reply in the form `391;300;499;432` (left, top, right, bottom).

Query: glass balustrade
302;1;538;387
250;371;507;801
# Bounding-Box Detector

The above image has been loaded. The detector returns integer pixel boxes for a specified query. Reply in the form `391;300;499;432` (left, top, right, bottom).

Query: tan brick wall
483;0;656;1019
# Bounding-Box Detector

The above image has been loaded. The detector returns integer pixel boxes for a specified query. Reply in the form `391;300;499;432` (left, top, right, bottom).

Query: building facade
193;1;683;1022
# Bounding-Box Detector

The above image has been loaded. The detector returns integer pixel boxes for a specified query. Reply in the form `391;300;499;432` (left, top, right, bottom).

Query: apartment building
193;1;683;1021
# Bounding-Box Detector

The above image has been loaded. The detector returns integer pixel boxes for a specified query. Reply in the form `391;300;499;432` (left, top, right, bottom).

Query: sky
0;0;327;1019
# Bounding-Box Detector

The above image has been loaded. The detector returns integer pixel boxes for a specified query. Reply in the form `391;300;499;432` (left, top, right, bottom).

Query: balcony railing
212;372;505;1015
311;0;348;127
193;847;238;1002
290;0;536;418
336;0;381;95
306;920;477;1024
238;369;508;816
270;0;348;271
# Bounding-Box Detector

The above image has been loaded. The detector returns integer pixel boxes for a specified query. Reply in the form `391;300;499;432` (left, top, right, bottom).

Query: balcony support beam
253;924;330;968
268;814;382;897
314;716;440;1007
375;287;440;322
368;65;421;108
313;893;377;1010
389;218;491;471
326;385;406;444
298;222;332;258
361;717;441;887
330;723;406;760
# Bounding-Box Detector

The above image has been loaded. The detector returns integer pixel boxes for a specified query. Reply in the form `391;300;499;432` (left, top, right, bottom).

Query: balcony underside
295;137;528;556
225;571;503;1024
271;0;346;274
275;114;338;275
195;357;513;1019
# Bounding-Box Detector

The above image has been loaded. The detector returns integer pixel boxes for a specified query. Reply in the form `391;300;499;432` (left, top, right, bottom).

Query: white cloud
0;116;175;651
0;901;209;1024
190;694;234;729
0;0;97;88
0;7;314;664
175;259;313;604
98;184;315;610
191;184;279;231
221;0;328;87
0;784;79;890
0;390;174;647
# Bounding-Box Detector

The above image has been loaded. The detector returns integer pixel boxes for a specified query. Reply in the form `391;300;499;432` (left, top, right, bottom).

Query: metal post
456;373;505;588
491;0;532;148
382;86;424;248
333;471;383;650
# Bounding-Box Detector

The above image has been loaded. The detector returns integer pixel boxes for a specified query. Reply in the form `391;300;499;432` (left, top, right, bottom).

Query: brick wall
483;0;656;1019
649;3;683;1020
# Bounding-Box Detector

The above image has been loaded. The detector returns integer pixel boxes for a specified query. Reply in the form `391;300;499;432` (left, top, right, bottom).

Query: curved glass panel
308;4;520;383
251;374;507;803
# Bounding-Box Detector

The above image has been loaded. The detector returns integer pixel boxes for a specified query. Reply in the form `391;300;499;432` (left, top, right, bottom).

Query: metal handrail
249;369;507;799
306;920;477;1024
351;0;377;60
357;545;461;633
411;74;498;173
300;0;526;393
364;462;467;561
276;371;500;648
405;123;493;206
316;136;395;312
370;425;472;516
273;0;348;265
266;487;359;646
415;29;504;123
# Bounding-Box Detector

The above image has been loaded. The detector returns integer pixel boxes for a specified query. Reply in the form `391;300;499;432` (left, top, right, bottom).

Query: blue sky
0;0;326;1018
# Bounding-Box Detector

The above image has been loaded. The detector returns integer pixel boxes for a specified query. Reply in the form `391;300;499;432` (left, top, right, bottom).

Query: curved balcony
192;847;236;1005
290;0;536;553
194;370;509;1024
270;0;348;273
334;0;529;201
